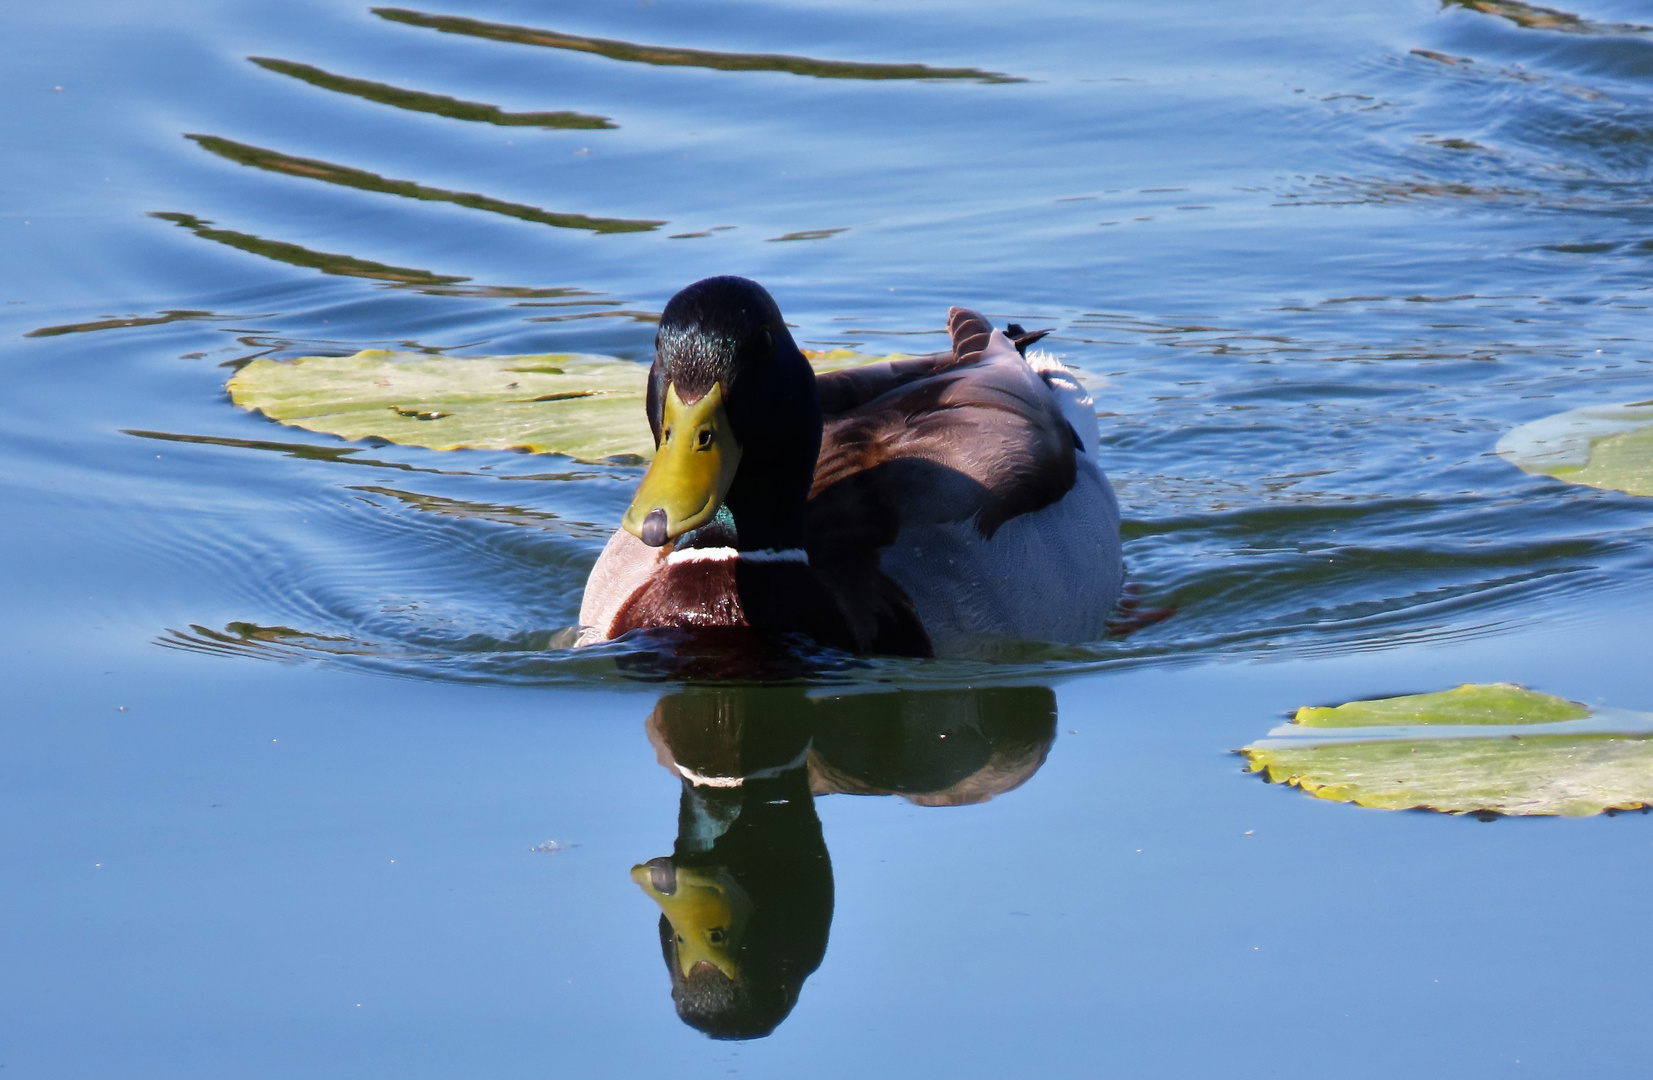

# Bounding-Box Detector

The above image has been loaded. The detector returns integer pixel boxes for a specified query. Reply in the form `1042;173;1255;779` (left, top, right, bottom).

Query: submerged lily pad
1242;683;1653;816
1497;400;1653;496
228;348;914;462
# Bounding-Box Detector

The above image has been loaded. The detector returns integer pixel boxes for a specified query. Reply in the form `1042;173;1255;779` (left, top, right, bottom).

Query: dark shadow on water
373;7;1022;83
105;217;643;340
347;484;605;535
145;215;635;299
125;429;462;473
25;309;229;338
630;683;1056;1039
151;211;470;286
524;309;661;325
158;621;376;660
185;134;665;234
249;56;616;129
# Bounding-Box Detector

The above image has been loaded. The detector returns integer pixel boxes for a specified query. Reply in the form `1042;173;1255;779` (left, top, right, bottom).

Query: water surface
4;0;1653;1075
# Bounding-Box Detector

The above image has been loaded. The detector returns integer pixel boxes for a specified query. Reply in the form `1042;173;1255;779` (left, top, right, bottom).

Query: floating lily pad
1242;683;1653;816
228;348;913;462
1497;400;1653;496
229;350;654;462
1293;682;1588;727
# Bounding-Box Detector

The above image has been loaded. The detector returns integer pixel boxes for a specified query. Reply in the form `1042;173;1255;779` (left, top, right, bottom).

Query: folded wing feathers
809;307;1078;541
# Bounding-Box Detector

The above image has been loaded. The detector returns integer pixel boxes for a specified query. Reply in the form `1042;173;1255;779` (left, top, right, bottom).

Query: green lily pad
1293;682;1588;727
1497;400;1653;496
228;347;912;463
228;350;654;463
1242;683;1653;816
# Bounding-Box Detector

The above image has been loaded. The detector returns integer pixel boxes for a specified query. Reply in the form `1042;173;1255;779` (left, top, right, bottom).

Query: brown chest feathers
610;557;932;658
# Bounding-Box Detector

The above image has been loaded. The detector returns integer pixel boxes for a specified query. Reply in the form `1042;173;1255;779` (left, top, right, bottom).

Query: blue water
5;0;1653;1074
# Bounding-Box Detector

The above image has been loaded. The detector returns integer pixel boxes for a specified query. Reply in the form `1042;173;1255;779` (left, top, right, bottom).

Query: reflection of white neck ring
666;546;809;566
674;746;812;788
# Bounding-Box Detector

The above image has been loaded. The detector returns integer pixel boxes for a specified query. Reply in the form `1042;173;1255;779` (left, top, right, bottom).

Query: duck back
808;308;1122;656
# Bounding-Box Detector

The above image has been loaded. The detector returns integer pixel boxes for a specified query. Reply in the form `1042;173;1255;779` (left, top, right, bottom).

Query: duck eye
663;426;673;441
696;428;713;449
707;928;726;944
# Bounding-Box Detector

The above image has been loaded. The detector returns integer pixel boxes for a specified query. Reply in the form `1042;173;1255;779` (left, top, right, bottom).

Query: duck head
622;276;821;552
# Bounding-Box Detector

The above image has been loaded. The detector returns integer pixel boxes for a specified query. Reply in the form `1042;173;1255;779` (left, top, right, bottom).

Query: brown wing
814;316;1051;417
809;307;1077;541
804;308;1076;651
815;350;954;417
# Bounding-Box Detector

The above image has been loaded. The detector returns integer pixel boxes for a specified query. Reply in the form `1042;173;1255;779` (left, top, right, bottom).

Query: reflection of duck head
631;683;1059;1039
630;858;753;981
632;687;831;1040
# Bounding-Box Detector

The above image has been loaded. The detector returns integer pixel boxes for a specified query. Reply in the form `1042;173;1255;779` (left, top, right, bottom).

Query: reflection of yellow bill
631;860;754;978
622;382;741;546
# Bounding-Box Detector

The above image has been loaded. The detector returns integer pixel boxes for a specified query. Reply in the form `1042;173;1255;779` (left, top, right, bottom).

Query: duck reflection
632;688;827;1040
631;684;1057;1039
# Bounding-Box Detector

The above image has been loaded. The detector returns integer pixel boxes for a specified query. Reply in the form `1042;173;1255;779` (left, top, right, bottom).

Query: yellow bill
622;381;742;547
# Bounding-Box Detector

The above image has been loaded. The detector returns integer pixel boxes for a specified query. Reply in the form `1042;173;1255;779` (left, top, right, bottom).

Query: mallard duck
577;275;1123;658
